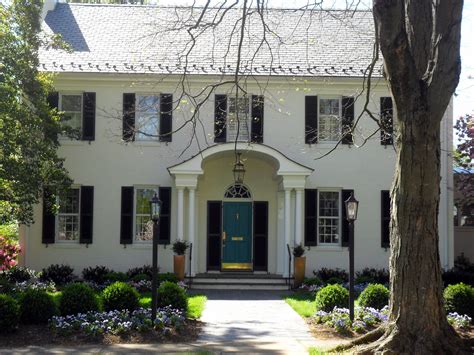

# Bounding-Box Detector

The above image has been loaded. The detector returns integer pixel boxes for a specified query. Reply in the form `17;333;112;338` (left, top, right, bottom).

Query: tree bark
358;0;467;353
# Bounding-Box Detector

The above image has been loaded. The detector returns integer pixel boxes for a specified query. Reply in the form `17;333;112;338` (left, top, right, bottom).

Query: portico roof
168;143;313;182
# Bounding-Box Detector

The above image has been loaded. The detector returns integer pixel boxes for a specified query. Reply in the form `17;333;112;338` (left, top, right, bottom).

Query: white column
284;188;292;277
187;187;196;276
295;188;303;246
177;187;184;240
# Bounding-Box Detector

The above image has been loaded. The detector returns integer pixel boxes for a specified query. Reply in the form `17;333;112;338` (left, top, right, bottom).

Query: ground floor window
57;188;80;242
454;203;474;227
318;190;340;245
134;186;159;242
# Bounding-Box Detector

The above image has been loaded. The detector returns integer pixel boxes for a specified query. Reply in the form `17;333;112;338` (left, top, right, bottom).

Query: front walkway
195;290;318;353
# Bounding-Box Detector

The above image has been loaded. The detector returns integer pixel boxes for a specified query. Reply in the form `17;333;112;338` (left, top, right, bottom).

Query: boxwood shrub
157;281;188;311
444;282;474;318
20;289;58;324
315;284;349;312
0;294;20;333
102;281;139;311
60;283;100;316
358;283;390;310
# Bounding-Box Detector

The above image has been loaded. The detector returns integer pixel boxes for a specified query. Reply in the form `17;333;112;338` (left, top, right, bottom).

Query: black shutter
158;187;171;244
381;190;391;248
47;92;59;109
207;201;222;270
160;94;172;142
82;92;96;141
380;97;393;145
79;186;94;244
214;95;227;143
120;186;134;244
42;188;56;244
304;189;318;246
251;95;264;143
253;201;268;271
123;93;135;142
342;97;354;144
305;96;318;144
341;189;354;247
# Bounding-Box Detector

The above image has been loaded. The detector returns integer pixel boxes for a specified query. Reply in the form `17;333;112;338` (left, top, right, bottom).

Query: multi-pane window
319;98;341;142
318;191;340;244
454;203;474;227
60;94;82;132
57;188;80;242
136;95;160;141
227;96;250;141
134;187;159;242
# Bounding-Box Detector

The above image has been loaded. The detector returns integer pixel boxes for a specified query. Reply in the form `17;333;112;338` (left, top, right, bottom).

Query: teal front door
222;202;253;270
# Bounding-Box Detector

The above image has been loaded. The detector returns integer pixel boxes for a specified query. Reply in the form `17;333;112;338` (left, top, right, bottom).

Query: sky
157;0;474;122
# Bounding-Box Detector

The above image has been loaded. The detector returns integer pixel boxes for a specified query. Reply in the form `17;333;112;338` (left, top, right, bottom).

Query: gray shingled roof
39;4;381;77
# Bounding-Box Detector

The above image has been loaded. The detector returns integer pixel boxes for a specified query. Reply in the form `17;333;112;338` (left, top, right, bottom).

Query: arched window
224;184;252;199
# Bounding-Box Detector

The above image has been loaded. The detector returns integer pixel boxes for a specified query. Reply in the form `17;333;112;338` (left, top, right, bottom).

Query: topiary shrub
104;272;128;283
444;283;474;318
156;281;188;311
131;273;151;282
315;284;349;312
59;283;100;316
20;289;58;324
40;264;75;285
127;265;153;279
4;266;37;283
158;272;179;285
0;294;20;333
313;268;348;283
102;282;139;311
82;266;112;284
358;283;390;310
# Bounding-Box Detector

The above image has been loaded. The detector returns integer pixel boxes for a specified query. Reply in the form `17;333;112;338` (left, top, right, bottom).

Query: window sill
49;243;82;249
454;226;474;231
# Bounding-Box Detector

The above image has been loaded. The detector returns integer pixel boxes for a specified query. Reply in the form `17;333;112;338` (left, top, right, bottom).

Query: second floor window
60;94;82;133
136;95;160;141
319;98;341;142
227;96;250;142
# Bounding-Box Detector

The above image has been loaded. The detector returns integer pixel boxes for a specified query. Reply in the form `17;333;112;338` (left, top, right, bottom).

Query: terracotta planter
294;256;306;288
173;255;186;281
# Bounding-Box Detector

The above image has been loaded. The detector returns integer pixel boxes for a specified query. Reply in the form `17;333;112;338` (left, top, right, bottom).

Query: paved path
194;290;318;354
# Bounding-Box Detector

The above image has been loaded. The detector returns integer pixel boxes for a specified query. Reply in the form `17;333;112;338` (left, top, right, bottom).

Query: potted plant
172;239;189;281
293;244;306;288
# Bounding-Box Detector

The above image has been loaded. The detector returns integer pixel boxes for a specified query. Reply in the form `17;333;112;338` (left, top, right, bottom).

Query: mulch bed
0;319;203;348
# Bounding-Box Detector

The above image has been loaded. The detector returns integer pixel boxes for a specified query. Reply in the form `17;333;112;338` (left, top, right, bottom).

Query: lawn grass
48;290;206;319
138;292;206;319
284;292;316;318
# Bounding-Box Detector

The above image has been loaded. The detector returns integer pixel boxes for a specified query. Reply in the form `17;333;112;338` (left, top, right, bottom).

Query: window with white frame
57;188;80;242
134;187;159;242
319;98;341;142
227;96;250;141
136;95;160;141
60;94;82;133
318;191;340;244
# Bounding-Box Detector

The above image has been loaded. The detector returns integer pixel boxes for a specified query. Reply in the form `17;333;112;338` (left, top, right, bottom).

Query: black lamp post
150;193;162;322
345;192;359;322
233;152;246;184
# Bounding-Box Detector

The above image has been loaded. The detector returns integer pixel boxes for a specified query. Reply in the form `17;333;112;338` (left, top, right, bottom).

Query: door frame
221;201;253;271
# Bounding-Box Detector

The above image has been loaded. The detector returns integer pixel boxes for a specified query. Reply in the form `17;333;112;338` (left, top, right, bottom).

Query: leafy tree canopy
0;0;71;224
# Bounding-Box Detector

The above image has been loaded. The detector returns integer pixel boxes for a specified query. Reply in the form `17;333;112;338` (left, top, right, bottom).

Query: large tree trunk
358;0;467;353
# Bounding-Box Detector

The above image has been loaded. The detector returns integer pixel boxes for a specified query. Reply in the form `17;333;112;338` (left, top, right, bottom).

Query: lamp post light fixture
149;193;162;322
344;192;359;322
233;152;246;184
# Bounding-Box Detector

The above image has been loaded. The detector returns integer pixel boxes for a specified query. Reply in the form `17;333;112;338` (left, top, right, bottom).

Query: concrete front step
190;282;290;290
188;273;291;290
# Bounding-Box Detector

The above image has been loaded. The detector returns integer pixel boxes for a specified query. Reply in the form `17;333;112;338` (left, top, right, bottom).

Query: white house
19;2;455;283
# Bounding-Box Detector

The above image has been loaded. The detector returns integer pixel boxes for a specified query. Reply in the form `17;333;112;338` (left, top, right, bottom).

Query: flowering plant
447;312;472;329
0;236;21;271
50;306;185;337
